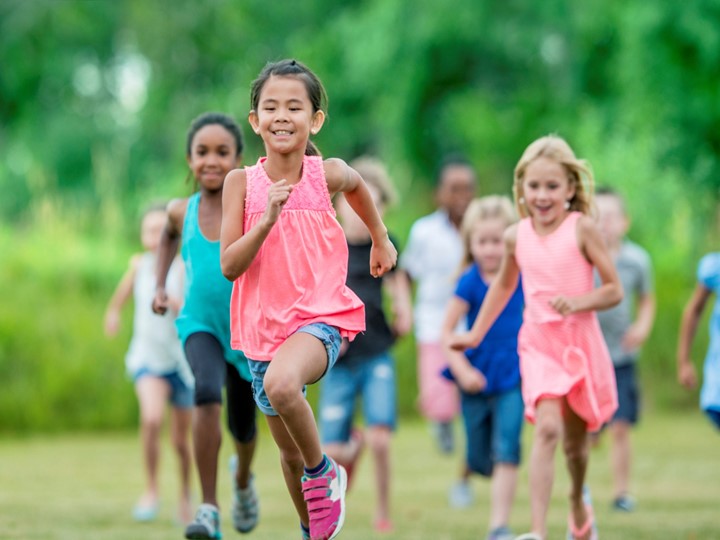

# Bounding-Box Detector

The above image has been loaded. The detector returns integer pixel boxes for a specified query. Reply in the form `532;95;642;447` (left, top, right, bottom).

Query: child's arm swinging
325;158;397;278
677;284;712;389
442;296;487;394
153;199;185;315
449;225;520;351
104;254;140;336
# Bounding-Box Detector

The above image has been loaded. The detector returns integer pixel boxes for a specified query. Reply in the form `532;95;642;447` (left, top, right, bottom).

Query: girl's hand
263;179;294;225
457;366;487;394
448;332;477;351
678;362;697;390
104;311;120;337
621;323;646;352
549;295;577;316
370;235;397;278
152;288;169;315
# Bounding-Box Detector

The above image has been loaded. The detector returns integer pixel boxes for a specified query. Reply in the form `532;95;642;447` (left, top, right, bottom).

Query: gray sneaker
449;480;474;508
486;525;514;540
230;455;259;533
185;503;221;539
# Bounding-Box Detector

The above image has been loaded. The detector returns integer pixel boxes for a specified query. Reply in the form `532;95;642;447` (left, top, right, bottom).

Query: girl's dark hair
186;112;244;157
250;59;327;156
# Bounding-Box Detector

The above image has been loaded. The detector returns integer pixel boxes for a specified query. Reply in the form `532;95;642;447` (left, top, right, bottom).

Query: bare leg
232;435;257;490
367;425;392;524
527;398;563;538
263;332;328;469
489;463;518;530
193;403;222;507
609;420;631;498
266;414;309;526
169;404;193;523
135;376;171;508
562;400;591;539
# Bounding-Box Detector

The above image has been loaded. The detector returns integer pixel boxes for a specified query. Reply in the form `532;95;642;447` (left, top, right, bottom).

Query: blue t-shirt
696;253;720;412
446;263;523;394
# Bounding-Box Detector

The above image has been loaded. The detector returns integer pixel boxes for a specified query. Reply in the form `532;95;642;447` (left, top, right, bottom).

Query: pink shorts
417;342;459;422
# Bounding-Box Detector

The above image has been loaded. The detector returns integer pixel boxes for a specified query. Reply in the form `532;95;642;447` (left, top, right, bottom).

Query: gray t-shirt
596;240;653;366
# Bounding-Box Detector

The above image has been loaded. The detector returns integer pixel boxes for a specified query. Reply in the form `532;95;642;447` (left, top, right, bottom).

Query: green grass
0;412;718;539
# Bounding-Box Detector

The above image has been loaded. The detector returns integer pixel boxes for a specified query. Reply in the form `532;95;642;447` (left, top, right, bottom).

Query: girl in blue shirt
442;195;524;540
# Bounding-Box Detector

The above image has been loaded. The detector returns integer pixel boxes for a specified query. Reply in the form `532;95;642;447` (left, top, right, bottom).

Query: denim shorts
133;369;194;409
319;351;397;444
612;363;640;425
460;385;524;477
247;323;342;416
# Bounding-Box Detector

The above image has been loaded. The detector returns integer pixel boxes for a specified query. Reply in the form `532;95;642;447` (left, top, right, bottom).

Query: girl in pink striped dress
450;135;623;540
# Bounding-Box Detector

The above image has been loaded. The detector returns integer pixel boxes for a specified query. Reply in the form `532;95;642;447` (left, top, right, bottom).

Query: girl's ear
248;110;260;134
310;110;326;135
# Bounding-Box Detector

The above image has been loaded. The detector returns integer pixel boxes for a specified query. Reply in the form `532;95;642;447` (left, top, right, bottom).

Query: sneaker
185;503;221;540
229;455;259;533
566;486;598;540
132;501;158;522
433;421;455;454
486;525;514;540
374;518;394;533
301;456;347;540
449;480;474;508
612;493;636;512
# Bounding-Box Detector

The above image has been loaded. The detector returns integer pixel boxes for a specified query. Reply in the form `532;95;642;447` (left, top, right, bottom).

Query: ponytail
305;140;321;157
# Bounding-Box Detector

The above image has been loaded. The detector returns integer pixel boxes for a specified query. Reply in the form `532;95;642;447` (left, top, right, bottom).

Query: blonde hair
513;135;595;218
349;156;397;207
459;195;517;269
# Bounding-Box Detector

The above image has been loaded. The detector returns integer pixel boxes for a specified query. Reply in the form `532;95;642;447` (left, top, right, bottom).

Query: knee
535;417;562;447
264;371;301;413
563;435;589;462
194;380;222;406
367;426;391;454
140;414;163;434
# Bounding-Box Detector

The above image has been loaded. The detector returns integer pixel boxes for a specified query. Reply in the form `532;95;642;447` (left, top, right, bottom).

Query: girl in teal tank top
152;112;260;539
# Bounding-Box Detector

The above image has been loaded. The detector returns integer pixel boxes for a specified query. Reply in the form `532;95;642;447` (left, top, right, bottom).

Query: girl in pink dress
450;135;623;540
220;59;397;540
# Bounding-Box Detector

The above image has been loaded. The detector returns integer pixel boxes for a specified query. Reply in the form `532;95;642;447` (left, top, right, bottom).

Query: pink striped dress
229;156;366;361
515;212;617;431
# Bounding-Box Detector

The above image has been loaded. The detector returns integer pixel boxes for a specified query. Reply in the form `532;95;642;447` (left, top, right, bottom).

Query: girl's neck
263;150;305;184
480;267;498;283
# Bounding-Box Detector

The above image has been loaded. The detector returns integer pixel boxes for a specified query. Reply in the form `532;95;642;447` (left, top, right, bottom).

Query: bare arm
104;254;140;336
677;284;712;389
622;291;656;351
383;270;413;337
152;198;185;315
220;168;292;281
550;216;623;315
449;225;520;350
441;296;486;394
325;158;396;277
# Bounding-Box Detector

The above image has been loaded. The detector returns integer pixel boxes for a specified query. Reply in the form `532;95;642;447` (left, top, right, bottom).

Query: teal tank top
175;193;250;381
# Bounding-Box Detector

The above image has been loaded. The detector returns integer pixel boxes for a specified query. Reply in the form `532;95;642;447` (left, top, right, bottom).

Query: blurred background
2;0;719;433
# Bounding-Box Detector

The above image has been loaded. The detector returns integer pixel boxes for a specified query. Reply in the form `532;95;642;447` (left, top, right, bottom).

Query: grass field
0;411;718;540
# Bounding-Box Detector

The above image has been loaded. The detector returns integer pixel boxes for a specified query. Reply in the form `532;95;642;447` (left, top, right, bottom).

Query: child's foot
611;493;636;512
486;525;514;540
448;480;473;508
374;518;394;533
132;494;159;522
567;486;598;540
301;456;347;540
344;429;365;491
178;494;193;525
185;503;221;539
229;455;260;533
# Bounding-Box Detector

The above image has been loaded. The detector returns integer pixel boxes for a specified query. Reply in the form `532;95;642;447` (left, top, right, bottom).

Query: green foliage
2;0;719;430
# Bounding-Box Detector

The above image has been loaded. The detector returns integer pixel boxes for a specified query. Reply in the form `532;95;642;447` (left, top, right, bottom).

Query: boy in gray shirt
595;187;655;512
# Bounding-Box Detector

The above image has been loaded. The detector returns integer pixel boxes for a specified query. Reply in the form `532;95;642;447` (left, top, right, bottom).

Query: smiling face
249;75;325;155
521;156;576;232
469;217;506;275
186;124;239;192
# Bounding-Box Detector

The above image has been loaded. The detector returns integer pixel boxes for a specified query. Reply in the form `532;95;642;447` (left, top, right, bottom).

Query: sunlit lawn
0;411;718;539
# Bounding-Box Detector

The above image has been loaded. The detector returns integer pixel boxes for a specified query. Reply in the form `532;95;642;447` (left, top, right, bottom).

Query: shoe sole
327;464;347;540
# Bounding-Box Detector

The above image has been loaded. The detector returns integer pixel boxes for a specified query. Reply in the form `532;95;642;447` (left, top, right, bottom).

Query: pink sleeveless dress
230;156;365;361
515;212;617;431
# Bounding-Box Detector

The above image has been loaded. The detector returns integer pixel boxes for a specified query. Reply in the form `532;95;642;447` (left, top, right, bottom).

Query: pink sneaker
301;457;347;540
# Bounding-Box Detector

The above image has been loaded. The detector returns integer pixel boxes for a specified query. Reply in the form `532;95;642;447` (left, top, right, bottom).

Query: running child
399;156;477;453
450;135;623;540
677;249;720;432
441;196;524;540
594;186;655;512
318;156;412;534
220;59;397;540
153;112;259;539
104;204;193;524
